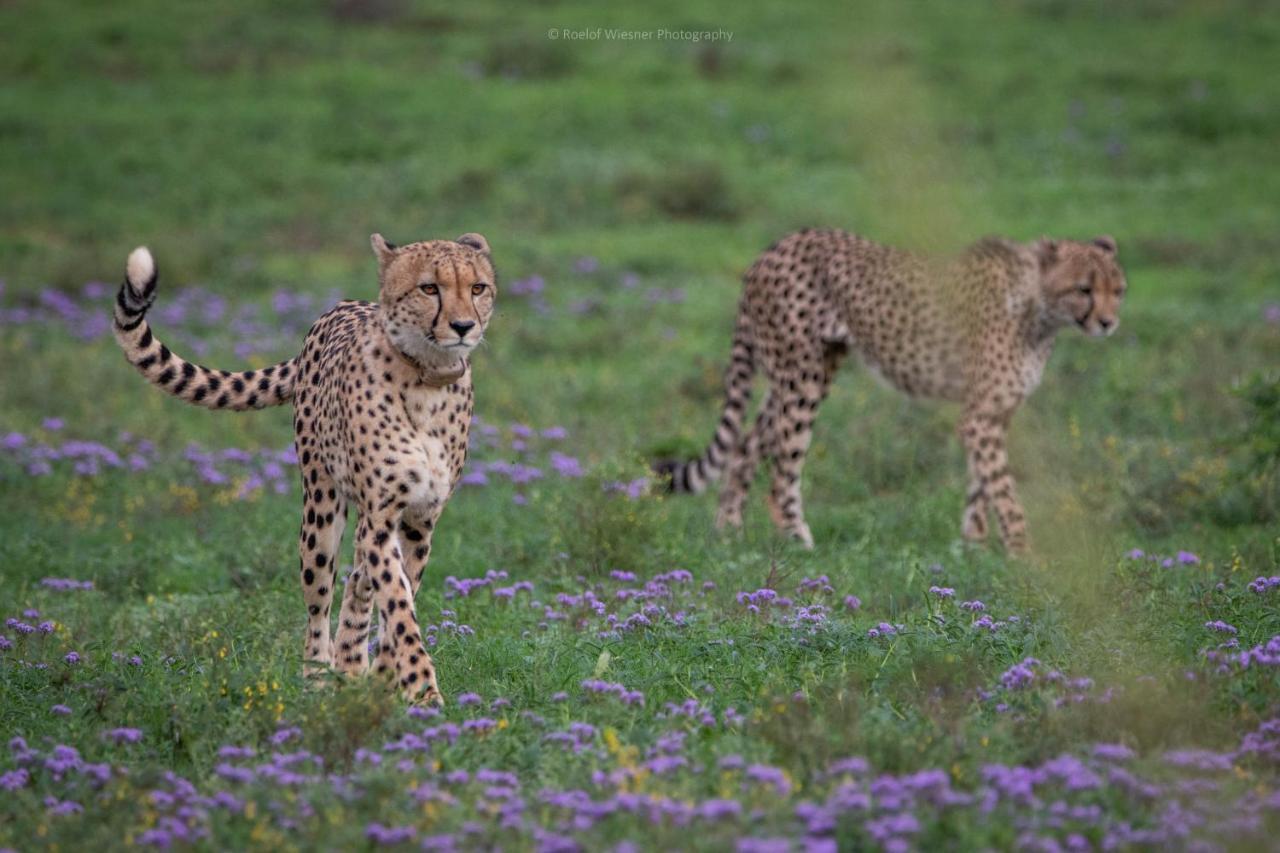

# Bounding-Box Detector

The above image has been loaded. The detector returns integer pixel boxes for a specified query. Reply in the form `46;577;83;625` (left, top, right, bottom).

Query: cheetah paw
713;507;744;533
412;686;445;708
961;507;989;542
1003;537;1031;557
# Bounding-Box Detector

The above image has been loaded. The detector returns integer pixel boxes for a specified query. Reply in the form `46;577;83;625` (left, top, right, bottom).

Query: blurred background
1;0;1278;568
3;6;1280;845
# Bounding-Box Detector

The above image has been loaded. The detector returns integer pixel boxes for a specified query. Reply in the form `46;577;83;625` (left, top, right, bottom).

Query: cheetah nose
1098;317;1113;331
449;320;476;337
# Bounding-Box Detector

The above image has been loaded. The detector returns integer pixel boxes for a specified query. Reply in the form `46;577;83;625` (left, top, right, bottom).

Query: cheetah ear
456;233;490;255
1091;235;1118;255
370;233;397;269
1035;236;1059;272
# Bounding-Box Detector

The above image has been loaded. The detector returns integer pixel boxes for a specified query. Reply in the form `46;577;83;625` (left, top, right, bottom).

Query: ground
1;0;1279;849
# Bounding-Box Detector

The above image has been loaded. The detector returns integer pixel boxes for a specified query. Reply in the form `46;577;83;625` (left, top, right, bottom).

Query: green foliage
1;0;1279;847
1221;371;1280;521
550;459;674;576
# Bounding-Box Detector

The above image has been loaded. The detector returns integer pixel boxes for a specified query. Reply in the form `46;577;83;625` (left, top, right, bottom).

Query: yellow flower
603;727;622;755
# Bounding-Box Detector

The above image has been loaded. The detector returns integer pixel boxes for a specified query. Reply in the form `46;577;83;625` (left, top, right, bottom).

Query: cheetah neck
416;359;467;386
1025;294;1068;348
405;350;468;387
374;319;469;387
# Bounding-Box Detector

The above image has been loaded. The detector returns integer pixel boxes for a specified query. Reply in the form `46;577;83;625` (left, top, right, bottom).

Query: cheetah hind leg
961;485;990;542
766;493;815;550
763;371;832;550
715;392;774;534
762;344;841;550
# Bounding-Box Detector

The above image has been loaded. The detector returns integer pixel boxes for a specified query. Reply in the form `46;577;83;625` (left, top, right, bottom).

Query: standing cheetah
658;229;1126;553
112;232;497;704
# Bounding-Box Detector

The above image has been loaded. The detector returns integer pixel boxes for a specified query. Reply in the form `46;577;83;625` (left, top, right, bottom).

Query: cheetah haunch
113;233;497;704
658;230;1126;553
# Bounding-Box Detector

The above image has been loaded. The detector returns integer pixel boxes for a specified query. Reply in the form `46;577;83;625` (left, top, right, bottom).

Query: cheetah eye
419;283;438;296
471;283;489;296
1075;281;1092;295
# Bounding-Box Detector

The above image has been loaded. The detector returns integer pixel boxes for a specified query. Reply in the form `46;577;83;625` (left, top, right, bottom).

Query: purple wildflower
104;727;143;744
0;769;29;791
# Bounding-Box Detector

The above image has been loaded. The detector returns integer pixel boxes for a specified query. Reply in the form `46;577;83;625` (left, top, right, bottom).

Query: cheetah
657;229;1126;553
112;232;498;704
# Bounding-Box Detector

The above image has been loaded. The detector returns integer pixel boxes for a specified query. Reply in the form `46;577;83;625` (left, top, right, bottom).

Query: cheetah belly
846;319;966;402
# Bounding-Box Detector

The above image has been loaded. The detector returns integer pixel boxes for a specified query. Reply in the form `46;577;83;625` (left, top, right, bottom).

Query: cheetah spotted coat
660;229;1126;552
113;233;498;704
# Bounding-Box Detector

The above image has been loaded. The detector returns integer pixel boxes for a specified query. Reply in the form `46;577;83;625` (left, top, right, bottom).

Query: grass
1;0;1279;849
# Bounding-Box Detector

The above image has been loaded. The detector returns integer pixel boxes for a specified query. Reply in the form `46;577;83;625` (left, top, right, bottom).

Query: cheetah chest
399;380;472;507
1017;343;1053;395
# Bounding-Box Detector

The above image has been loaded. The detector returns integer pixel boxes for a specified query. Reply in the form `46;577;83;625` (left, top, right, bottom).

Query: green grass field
2;0;1280;849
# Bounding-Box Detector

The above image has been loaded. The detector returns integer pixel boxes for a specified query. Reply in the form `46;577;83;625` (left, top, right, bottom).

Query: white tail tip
126;246;155;291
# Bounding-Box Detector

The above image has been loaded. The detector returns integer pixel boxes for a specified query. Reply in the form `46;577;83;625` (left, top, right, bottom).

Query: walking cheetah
112;232;498;704
657;229;1126;553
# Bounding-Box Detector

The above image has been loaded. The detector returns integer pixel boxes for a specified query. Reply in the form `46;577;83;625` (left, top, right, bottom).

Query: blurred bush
614;161;741;222
1219;371;1280;523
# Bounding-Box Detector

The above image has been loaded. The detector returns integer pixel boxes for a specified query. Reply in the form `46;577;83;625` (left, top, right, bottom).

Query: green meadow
1;0;1278;849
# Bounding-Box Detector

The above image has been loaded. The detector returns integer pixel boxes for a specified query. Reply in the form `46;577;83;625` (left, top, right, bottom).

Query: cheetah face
1038;236;1126;337
372;233;497;363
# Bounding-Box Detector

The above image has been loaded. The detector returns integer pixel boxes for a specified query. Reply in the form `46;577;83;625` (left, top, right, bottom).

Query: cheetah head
1037;236;1126;337
372;233;497;364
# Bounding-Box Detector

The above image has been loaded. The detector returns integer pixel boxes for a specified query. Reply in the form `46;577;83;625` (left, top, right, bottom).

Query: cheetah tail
112;247;299;412
654;308;755;494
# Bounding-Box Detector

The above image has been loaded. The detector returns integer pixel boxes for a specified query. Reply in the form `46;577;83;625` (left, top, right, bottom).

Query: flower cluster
580;679;645;707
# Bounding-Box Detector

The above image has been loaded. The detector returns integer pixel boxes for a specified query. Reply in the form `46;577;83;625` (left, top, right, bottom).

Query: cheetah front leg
958;404;1029;554
358;509;443;705
369;513;436;682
